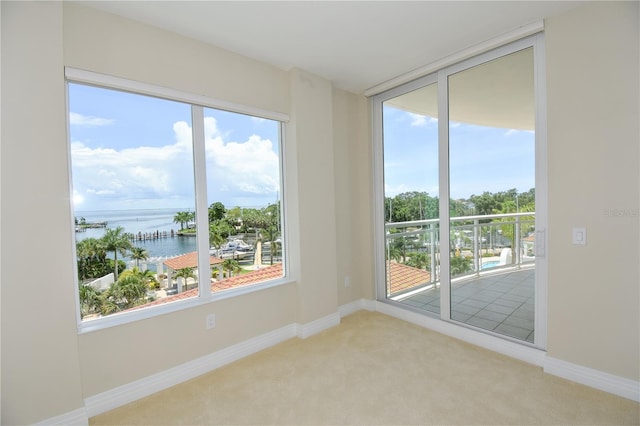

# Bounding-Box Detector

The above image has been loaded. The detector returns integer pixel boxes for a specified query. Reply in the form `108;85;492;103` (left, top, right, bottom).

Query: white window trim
66;68;292;334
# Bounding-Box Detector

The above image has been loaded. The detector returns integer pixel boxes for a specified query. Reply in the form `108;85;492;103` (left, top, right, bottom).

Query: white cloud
203;117;279;195
71;117;279;210
69;112;114;127
407;113;438;127
505;129;534;137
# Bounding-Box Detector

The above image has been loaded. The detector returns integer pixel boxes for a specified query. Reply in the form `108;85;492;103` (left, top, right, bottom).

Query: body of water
75;208;197;262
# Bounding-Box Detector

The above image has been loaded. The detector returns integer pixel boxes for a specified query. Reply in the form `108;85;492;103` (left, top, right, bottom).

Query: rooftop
163;251;223;270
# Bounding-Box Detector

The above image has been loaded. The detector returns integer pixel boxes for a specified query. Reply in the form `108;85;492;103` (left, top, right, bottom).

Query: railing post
430;223;436;284
515;216;521;268
473;219;480;275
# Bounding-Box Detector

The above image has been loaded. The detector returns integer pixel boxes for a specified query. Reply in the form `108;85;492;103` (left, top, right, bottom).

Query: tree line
385;188;534;223
386;188;535;276
174;201;282;264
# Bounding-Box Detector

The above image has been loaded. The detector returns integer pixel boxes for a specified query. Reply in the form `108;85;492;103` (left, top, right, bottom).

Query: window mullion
192;105;211;298
437;70;451;321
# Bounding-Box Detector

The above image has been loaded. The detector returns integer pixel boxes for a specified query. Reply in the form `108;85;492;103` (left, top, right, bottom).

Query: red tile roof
163;251;223;270
212;264;283;292
386;261;431;295
125;261;427;313
128;263;284;311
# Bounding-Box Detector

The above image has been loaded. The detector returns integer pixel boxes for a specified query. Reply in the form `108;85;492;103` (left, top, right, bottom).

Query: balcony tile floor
397;267;535;343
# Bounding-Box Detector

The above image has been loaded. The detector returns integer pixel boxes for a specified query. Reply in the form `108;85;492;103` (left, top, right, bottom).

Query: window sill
77;277;295;334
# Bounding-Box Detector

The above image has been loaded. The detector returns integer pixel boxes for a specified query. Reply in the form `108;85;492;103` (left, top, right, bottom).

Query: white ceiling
78;1;583;94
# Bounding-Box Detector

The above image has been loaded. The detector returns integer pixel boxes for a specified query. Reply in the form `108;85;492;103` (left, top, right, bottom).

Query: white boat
210;239;254;259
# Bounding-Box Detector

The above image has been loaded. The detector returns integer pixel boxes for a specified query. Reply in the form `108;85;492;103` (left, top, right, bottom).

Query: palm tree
221;259;241;278
130;246;149;268
450;256;472;276
101;274;148;314
173;211;192;231
406;252;430;270
76;237;108;280
209;222;225;252
174;267;196;292
262;225;279;265
78;283;101;318
121;267;159;290
101;226;132;281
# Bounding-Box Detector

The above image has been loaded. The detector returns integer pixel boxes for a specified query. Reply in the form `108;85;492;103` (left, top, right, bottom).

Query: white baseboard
544;356;640;402
49;299;638;424
338;298;376;317
33;407;88;426
375;300;547;367
369;298;640;402
297;312;341;339
84;310;344;418
84;323;298;417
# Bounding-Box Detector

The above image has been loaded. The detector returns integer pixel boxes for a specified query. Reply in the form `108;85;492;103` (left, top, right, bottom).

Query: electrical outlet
206;313;216;329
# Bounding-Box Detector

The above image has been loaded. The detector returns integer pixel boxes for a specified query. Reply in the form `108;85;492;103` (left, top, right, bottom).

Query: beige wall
333;89;374;304
545;1;639;380
1;2;85;424
63;3;289;115
1;3;362;423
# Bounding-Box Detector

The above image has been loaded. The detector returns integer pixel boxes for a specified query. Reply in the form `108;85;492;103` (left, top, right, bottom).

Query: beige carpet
91;311;639;425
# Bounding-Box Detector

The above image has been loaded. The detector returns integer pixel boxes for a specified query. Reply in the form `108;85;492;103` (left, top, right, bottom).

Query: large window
67;70;287;327
374;35;546;347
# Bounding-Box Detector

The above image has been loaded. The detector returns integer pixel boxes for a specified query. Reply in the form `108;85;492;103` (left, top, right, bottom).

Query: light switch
572;228;586;245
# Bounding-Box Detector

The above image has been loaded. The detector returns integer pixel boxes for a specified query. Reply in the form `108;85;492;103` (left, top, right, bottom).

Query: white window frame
66;68;292;334
372;33;547;350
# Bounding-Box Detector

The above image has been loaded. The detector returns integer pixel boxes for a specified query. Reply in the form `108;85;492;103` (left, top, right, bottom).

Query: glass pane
203;108;284;292
69;83;197;320
382;83;440;314
448;48;536;342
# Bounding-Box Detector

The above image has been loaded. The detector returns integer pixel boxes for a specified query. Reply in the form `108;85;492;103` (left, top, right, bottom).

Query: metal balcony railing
384;212;535;297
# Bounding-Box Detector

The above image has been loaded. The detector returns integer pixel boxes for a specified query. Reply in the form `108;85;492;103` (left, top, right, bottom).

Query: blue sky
383;105;535;200
69;83;534;213
69;83;280;212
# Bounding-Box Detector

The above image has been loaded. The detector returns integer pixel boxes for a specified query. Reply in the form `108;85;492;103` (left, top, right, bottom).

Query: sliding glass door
381;79;441;314
447;47;536;342
375;36;546;347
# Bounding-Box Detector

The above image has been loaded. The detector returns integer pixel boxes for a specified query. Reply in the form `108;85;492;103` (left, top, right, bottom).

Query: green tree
76;237;110;280
262;225;280;265
100;274;148;314
209;221;226;251
173;211;193;230
174;267;196;291
387;233;408;264
450;255;472;276
405;252;430;271
208;202;226;222
225;206;244;230
78;283;101;318
130;246;149;268
385;191;440;223
120;267;159;290
469;192;499;216
101;226;132;281
221;259;241;278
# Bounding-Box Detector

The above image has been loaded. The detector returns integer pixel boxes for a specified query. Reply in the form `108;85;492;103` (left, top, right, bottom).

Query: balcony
384;212;535;343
